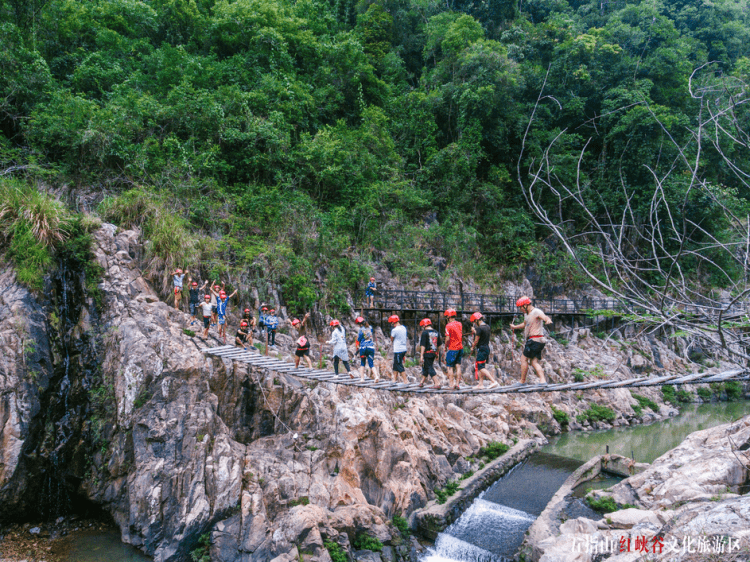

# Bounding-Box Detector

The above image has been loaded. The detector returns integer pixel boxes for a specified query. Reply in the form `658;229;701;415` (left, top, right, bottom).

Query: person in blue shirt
258;305;268;338
265;308;279;348
355;316;378;380
365;277;377;308
211;286;238;343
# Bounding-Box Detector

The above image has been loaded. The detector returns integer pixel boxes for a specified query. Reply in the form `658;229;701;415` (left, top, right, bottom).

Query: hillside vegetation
1;0;749;310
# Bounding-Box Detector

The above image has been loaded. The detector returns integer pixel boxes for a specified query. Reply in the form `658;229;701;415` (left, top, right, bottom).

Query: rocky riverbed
0;224;742;562
522;415;750;562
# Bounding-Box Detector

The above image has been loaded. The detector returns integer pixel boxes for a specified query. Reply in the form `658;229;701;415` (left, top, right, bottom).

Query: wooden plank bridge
204;345;749;394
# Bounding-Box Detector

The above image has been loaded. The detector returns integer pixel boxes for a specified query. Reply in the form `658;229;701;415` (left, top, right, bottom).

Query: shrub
477;441;510;460
724;381;743;401
586;495;618;513
577;404;616;424
459;470;474;480
444;480;460;495
661;385;677;405
551;406;569;427
631;393;658;412
572;368;586;382
183;328;195;337
352;534;383;552
190;533;211;562
325;540;348;562
676;389;693;403
392;514;409;538
288;497;310;507
696;387;712;401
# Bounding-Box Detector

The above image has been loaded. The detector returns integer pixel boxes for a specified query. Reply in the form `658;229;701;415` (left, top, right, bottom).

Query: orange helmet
387;315;399;323
419;318;431;327
516;296;531;307
444;309;457;318
470;312;483;322
355;316;365;324
330;319;340;327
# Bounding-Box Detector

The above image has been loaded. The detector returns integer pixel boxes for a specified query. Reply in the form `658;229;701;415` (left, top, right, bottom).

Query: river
420;401;750;562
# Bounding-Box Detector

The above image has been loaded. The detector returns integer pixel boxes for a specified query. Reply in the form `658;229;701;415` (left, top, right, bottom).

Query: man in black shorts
187;278;207;326
418;318;442;389
511;296;552;384
235;321;250;348
470;312;499;389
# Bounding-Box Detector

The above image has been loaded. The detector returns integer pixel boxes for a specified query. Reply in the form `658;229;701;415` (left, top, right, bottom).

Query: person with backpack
444;309;464;389
418;318;443;389
291;313;313;369
327;320;352;377
389;315;408;384
355;316;378;380
470;312;499;389
266;308;279;348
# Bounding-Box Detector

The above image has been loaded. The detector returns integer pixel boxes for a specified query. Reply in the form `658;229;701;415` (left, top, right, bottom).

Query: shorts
393;351;406;373
365;290;373;297
189;302;197;316
475;345;490;371
218;315;226;325
422;354;437;378
203;316;210;329
295;348;310;357
360;347;375;368
446;349;463;368
523;340;545;360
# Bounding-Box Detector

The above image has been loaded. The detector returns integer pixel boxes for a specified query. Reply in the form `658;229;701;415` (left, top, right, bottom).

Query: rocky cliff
0;225;717;562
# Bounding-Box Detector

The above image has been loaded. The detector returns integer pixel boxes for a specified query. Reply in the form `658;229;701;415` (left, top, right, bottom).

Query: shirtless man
469;312;499;388
510;296;553;384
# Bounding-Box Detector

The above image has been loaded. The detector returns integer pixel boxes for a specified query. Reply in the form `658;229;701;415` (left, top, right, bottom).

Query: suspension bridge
204;345;749;394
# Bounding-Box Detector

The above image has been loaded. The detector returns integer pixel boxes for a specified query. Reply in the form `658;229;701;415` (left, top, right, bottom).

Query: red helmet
244;308;250;314
192;281;198;287
292;318;300;326
370;277;375;281
204;294;211;300
516;296;531;307
419;318;431;327
470;312;483;322
444;309;457;318
240;321;248;327
355;316;365;324
388;315;399;323
330;319;340;327
220;291;227;298
213;284;220;290
270;308;275;313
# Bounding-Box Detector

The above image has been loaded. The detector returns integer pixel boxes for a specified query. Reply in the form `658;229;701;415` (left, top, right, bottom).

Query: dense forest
1;0;749;312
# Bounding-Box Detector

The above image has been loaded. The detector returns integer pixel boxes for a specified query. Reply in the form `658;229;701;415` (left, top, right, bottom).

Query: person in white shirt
327;320;352;378
510;296;552;384
199;294;213;339
389;315;408;384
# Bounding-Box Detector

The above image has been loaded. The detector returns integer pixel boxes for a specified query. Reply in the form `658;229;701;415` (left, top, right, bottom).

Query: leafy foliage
477;441;510;460
352;534;383;552
576;404;616;424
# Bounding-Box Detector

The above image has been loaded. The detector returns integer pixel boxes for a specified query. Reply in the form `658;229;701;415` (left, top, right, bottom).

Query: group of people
172;268;553;387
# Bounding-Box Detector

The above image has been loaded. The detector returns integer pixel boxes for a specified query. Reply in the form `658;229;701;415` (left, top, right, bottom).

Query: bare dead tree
518;65;750;367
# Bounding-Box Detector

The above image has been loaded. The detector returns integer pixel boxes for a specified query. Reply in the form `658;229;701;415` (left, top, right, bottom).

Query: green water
55;529;151;562
544;401;750;464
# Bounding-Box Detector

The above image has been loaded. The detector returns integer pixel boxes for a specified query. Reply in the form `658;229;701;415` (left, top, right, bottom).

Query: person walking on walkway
291;313;313;369
171;268;188;310
510;296;552;384
187;278;207;326
365;277;377;308
444;309;464;389
470;312;499;389
327;320;352;377
389;315;408;384
355;316;377;380
418;318;442;389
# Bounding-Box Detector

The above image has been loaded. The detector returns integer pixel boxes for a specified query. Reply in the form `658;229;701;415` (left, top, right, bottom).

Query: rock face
523;416;750;562
0;225;729;562
0;263;54;515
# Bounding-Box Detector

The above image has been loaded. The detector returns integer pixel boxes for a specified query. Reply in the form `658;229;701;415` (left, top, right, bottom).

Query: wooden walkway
204;345;749;394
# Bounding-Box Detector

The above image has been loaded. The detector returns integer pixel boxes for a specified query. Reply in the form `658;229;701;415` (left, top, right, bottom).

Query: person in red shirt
443;309;464;390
